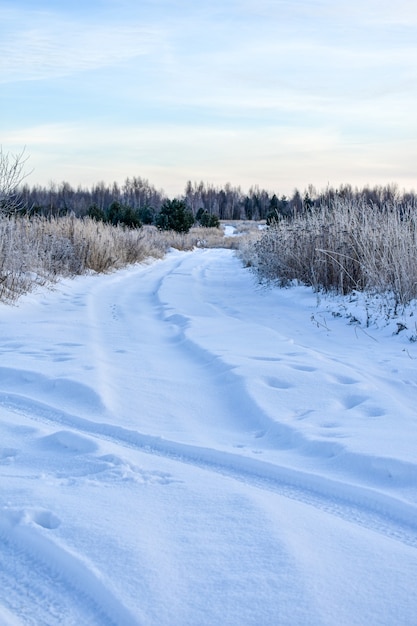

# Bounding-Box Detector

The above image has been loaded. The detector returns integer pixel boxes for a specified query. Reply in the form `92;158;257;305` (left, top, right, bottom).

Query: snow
222;224;238;237
1;247;417;625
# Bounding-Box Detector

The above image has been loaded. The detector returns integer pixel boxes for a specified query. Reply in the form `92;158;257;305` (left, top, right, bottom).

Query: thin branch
0;146;32;214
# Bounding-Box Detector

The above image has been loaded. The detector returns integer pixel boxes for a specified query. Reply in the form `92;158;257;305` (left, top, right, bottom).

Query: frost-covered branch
0;146;31;214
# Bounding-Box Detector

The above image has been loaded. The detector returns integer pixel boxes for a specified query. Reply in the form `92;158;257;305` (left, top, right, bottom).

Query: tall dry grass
240;199;417;309
0;217;165;302
0;217;232;303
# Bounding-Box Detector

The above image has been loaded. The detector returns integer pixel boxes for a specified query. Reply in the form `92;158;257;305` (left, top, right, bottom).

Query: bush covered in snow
241;198;417;309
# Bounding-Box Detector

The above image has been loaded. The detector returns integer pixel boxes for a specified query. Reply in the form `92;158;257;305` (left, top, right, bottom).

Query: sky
1;0;417;196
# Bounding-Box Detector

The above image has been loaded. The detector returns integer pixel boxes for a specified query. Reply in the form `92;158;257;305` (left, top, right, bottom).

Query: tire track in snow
2;249;417;624
2;391;417;551
1;249;417;559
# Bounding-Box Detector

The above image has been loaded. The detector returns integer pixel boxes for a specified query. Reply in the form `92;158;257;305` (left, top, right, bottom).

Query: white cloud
0;8;162;83
324;0;417;26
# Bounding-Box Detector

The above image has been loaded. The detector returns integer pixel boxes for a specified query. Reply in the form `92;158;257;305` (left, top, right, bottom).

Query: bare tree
0;147;31;215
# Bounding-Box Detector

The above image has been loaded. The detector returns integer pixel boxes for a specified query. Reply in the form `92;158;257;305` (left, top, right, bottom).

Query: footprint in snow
331;374;360;385
52;354;74;362
263;376;293;390
0;507;61;530
30;509;61;530
362;405;386;418
341;395;368;410
320;421;339;429
288;363;317;372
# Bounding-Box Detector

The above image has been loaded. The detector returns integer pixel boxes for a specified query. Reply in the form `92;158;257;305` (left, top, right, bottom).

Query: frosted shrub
236;229;263;267
244;199;417;308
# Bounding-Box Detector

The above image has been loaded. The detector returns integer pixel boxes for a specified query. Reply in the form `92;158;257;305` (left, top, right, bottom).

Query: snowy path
1;248;417;625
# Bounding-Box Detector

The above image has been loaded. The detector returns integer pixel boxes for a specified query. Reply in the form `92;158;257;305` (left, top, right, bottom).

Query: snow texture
1;247;417;625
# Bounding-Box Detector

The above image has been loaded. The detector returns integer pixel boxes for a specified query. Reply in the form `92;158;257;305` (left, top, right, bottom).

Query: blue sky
1;0;417;196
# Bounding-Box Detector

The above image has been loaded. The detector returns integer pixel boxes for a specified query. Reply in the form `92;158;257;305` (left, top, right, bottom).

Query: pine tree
155;199;194;233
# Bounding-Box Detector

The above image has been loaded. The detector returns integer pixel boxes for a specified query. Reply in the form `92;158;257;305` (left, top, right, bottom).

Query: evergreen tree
155;199;194;233
138;206;155;225
107;201;141;228
107;201;124;225
195;207;205;223
303;192;314;211
87;203;106;222
197;210;220;228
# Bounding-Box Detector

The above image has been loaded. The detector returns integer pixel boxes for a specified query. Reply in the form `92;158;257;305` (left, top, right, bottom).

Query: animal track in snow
110;303;119;320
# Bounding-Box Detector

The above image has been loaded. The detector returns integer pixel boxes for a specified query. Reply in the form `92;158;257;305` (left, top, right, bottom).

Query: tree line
3;148;417;225
17;178;416;222
2;146;416;228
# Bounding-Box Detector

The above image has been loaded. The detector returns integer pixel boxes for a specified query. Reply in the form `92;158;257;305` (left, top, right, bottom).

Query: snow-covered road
1;248;417;625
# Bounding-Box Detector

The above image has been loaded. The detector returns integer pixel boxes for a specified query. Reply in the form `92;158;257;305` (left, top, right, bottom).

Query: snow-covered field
1;247;417;625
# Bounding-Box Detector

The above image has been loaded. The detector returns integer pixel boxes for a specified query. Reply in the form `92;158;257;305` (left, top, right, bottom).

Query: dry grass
0;216;168;302
240;199;417;309
0;217;237;303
